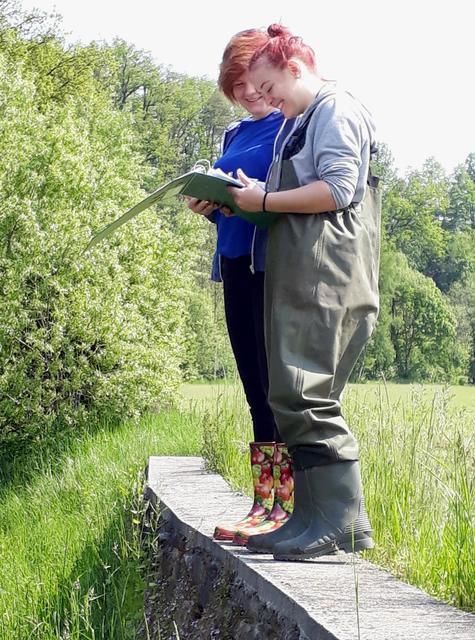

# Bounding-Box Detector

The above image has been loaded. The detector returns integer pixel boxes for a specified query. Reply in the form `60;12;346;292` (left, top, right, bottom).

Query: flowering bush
0;55;201;453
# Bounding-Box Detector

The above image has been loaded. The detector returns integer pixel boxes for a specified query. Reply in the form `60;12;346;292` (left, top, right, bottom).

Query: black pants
221;255;279;442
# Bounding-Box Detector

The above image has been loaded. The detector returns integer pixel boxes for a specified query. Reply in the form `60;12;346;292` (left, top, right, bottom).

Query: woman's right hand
185;196;216;217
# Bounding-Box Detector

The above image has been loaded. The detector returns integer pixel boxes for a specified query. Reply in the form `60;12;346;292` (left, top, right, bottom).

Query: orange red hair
218;29;270;102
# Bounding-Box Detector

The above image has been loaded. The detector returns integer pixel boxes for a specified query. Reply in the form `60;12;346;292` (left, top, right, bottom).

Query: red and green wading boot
213;442;275;541
232;443;294;546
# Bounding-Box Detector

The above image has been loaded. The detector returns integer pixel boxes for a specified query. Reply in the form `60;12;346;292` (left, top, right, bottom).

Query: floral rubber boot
213;442;275;541
232;443;293;546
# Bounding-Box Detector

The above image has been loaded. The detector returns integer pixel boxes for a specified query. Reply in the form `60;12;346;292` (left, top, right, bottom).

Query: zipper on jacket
249;227;257;274
218;253;223;281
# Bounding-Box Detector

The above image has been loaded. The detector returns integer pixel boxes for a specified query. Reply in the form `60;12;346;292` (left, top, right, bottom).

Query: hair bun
267;23;291;38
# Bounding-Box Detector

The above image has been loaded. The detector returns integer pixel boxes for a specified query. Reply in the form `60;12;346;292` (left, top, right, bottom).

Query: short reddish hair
249;24;316;72
218;29;269;102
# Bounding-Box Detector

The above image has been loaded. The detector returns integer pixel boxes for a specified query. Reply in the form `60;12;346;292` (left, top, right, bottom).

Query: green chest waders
264;108;381;464
246;99;380;559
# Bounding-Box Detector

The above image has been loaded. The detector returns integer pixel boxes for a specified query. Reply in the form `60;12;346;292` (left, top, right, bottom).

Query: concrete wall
144;456;475;640
144;517;311;640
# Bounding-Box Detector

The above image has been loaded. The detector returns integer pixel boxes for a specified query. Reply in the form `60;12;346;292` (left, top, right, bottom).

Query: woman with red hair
187;30;295;543
228;24;380;561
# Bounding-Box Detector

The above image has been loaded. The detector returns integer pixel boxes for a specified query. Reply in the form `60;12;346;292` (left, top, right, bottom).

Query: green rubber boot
246;465;310;553
273;461;374;561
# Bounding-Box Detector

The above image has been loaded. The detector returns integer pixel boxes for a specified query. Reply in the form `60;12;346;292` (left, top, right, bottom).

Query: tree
372;141;399;194
354;247;399;379
389;257;461;381
465;152;475;183
429;229;475;292
443;162;475;231
356;247;466;382
383;159;448;275
181;285;236;380
448;271;475;383
104;40;238;182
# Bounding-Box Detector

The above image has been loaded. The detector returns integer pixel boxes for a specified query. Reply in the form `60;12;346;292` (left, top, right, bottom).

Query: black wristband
262;191;269;213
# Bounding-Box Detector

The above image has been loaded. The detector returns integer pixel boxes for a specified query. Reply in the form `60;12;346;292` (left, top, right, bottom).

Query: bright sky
21;0;474;175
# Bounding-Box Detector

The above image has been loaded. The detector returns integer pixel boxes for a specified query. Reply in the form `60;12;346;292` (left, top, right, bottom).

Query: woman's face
250;58;303;119
232;71;274;119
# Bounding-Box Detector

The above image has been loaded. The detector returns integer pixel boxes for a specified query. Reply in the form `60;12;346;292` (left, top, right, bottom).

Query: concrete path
146;456;475;640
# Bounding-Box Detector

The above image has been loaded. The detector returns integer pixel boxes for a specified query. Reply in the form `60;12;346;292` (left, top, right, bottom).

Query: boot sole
246;546;275;554
273;533;374;561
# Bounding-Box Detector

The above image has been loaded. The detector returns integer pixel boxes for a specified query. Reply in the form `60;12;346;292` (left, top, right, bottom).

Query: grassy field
181;379;475;415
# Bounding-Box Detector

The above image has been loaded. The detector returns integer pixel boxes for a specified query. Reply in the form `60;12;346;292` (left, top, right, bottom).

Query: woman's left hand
227;169;265;212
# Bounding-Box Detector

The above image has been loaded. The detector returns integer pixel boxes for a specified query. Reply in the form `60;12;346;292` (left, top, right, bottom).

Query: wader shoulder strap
368;165;380;188
281;89;337;161
282;91;381;190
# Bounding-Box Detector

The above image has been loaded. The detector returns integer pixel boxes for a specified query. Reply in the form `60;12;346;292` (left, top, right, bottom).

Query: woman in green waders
228;23;381;561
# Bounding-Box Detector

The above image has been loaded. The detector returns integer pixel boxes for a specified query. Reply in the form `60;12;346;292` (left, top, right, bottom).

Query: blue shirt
213;111;284;259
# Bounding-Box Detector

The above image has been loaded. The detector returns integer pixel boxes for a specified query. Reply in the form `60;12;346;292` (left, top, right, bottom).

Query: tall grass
200;386;254;493
0;411;203;639
352;386;475;610
201;383;475;612
1;383;473;640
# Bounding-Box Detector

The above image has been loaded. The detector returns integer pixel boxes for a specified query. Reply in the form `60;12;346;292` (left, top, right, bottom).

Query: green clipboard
87;170;278;250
